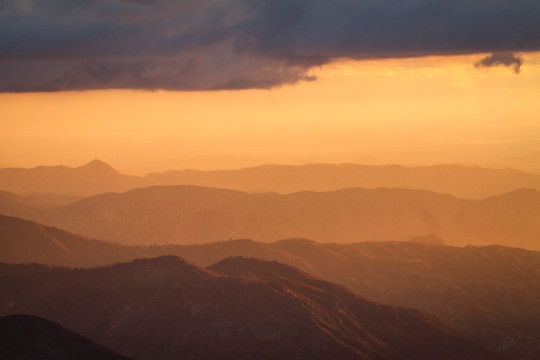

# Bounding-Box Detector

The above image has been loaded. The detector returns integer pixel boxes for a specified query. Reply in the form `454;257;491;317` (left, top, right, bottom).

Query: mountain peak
77;160;118;174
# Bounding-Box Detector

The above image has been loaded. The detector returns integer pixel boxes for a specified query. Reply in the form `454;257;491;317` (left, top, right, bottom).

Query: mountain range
2;160;540;198
147;163;540;198
2;159;538;359
1;214;538;359
0;160;150;197
0;256;495;360
1;185;538;249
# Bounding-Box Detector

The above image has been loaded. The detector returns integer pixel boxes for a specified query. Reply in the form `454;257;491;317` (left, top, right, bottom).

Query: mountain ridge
0;257;496;360
0;160;152;197
1;214;537;358
1;185;536;249
2;160;540;198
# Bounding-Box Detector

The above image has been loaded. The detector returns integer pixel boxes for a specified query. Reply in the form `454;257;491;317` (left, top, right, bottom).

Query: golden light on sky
3;3;540;360
1;53;540;174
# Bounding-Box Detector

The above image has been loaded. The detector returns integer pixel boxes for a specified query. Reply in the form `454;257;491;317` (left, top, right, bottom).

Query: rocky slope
0;257;495;360
2;215;538;358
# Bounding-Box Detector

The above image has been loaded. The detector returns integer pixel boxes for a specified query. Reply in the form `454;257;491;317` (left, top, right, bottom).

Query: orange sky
1;53;539;175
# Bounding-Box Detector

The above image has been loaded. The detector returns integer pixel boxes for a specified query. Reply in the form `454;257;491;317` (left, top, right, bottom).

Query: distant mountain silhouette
3;185;536;249
77;159;118;174
148;163;540;198
2;161;540;198
0;257;495;360
1;215;538;358
0;160;153;196
0;314;135;360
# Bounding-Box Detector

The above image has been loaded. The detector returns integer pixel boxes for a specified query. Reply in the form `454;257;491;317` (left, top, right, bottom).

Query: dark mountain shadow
0;314;135;360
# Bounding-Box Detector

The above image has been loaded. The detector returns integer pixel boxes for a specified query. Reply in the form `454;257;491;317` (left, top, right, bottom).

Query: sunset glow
2;2;540;359
2;53;539;174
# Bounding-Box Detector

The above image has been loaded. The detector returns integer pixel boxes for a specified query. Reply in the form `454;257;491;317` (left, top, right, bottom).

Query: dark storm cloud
474;53;524;74
1;0;539;92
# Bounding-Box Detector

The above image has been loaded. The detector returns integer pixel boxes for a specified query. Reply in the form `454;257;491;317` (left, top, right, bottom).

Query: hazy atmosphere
1;1;539;360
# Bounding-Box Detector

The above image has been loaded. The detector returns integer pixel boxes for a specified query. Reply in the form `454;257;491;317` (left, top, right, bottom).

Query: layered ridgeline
2;215;538;359
1;160;540;198
0;160;152;197
0;257;494;360
147;163;540;199
1;185;538;249
0;315;135;360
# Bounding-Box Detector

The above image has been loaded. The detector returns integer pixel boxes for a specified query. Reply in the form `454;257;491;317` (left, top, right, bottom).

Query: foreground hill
0;160;152;197
2;161;539;198
0;257;494;360
1;215;538;358
4;185;537;249
0;314;135;360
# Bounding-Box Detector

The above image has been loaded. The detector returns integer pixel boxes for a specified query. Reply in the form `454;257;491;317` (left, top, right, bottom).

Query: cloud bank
1;0;539;92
